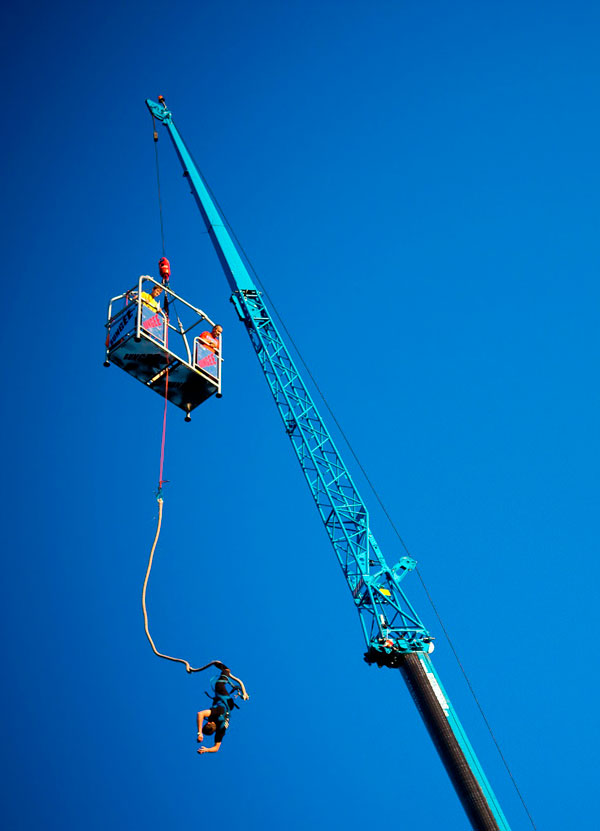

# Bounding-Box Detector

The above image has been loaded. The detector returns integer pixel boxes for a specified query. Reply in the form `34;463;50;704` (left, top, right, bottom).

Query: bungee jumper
142;496;250;753
197;662;249;755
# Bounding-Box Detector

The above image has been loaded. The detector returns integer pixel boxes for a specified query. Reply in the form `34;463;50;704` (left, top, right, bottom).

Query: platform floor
109;333;218;412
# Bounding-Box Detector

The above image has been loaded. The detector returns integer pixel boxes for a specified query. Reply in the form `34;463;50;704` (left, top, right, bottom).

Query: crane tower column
400;652;507;830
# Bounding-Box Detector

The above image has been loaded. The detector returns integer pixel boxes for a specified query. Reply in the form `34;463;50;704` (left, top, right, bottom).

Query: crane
145;95;513;831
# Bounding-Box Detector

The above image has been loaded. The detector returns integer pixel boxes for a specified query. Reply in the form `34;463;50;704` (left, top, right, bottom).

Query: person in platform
140;282;164;313
198;324;223;353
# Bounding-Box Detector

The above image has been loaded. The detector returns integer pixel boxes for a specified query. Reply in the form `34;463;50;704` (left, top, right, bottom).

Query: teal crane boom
146;96;512;831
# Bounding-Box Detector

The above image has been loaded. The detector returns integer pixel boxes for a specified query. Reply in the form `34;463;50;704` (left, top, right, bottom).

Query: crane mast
146;97;512;831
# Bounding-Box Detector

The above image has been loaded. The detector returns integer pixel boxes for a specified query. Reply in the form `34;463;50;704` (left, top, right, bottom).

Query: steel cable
184;154;536;828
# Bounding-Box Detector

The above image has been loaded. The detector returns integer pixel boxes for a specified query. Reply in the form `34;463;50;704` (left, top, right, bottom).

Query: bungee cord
140;128;247;690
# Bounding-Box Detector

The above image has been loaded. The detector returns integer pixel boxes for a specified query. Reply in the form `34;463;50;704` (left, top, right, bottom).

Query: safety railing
194;336;221;382
105;276;223;389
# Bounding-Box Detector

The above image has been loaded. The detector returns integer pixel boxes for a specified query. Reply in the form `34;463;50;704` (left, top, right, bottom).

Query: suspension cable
157;340;169;494
152;114;166;257
186;152;536;828
258;268;536;828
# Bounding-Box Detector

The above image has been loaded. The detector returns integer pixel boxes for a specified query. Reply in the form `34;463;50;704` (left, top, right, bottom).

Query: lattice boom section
240;290;431;658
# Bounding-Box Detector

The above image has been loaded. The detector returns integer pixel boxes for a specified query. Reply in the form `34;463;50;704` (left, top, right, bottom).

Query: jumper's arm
146;97;511;831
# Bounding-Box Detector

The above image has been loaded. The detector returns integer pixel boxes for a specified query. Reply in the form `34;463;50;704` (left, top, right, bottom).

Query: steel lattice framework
231;287;431;657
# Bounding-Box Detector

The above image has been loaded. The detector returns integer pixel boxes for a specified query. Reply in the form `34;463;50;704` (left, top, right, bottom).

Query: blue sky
3;1;599;828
